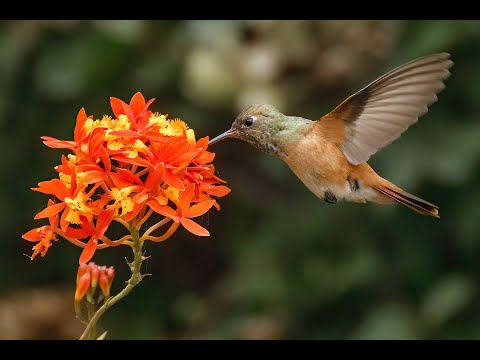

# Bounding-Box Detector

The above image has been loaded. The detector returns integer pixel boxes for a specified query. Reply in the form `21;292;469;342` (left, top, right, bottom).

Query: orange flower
65;210;114;264
147;184;215;236
110;92;155;134
41;108;90;150
24;92;230;262
22;199;59;259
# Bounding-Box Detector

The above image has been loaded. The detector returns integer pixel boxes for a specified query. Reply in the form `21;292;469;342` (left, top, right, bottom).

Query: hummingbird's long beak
209;129;237;145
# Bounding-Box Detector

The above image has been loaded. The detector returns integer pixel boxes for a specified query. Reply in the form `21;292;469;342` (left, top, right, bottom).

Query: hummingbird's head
209;104;286;154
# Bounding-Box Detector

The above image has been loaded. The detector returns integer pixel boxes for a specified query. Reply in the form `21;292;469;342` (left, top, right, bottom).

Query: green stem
86;301;97;340
79;226;144;340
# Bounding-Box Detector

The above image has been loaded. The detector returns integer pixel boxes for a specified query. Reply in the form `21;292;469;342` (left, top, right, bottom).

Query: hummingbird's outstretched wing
321;53;454;165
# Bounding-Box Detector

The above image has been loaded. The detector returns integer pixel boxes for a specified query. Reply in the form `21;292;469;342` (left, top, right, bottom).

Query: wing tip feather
331;52;454;165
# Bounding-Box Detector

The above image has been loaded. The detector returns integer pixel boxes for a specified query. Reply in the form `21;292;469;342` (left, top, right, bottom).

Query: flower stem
86;301;97;340
79;225;144;340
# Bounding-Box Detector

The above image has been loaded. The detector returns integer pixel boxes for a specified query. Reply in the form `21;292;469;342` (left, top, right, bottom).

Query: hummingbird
209;53;454;218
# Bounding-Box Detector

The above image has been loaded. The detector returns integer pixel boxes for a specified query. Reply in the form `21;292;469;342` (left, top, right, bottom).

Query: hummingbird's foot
324;191;337;204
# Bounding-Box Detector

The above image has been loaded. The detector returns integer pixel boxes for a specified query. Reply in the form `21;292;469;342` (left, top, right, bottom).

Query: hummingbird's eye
244;117;254;127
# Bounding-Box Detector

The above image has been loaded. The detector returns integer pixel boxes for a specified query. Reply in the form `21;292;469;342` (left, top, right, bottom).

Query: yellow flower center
149;113;168;128
115;114;131;130
64;190;94;224
107;187;136;216
67;154;78;165
105;114;134;151
186;128;196;146
165;186;181;205
59;172;72;189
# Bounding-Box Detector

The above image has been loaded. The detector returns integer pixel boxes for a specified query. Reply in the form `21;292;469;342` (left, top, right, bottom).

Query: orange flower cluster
23;92;230;264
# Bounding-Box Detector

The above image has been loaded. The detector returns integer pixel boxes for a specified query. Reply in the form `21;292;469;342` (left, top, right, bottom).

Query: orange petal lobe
22;228;42;242
204;185;231;197
34;202;66;220
121;102;136;126
112;155;151;167
64;227;90;239
179;184;195;211
80;171;106;184
162;168;185;191
147;200;179;221
158;138;189;163
180;218;210;236
41;136;77;149
79;237;98;264
129;92;146;117
95;210;114;238
185;200;215;218
110;97;127;118
109;130;139;138
74;108;88;142
144;165;163;189
195;151;215;164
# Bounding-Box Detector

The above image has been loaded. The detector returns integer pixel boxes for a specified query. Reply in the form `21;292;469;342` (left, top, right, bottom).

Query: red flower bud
99;266;115;298
74;262;115;302
90;264;100;290
76;263;89;284
75;271;91;302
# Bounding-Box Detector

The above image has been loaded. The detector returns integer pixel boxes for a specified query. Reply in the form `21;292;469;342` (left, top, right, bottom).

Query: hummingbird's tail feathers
372;183;439;218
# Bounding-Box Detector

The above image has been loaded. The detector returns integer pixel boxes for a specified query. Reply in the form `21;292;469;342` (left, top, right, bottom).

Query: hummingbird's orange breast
281;129;388;205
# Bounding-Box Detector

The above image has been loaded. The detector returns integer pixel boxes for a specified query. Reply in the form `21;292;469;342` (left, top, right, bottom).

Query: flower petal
32;179;70;200
89;127;106;156
129;92;146;118
122;102;136;127
47;199;59;228
99;145;111;174
34;202;66;220
95;210;114;239
147;200;179;222
110;97;128;118
78;215;96;235
74;108;88;142
60;207;70;233
109;129;140;138
195;151;215;164
140;98;155;115
162;168;185;191
179;183;195;212
132;189;149;204
41;136;77;150
112;155;151;167
157;137;189;163
79;236;98;264
203;185;231;197
77;170;106;185
180;218;210;236
185;200;215;218
64;227;90;239
110;169;142;189
22;228;42;242
124;202;144;222
195;136;209;150
144;164;163;189
174;148;201;167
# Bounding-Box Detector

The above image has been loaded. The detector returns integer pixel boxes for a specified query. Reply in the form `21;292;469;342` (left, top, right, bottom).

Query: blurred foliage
2;20;480;339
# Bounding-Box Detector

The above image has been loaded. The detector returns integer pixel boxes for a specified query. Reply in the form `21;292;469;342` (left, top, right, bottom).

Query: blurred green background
2;20;480;339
